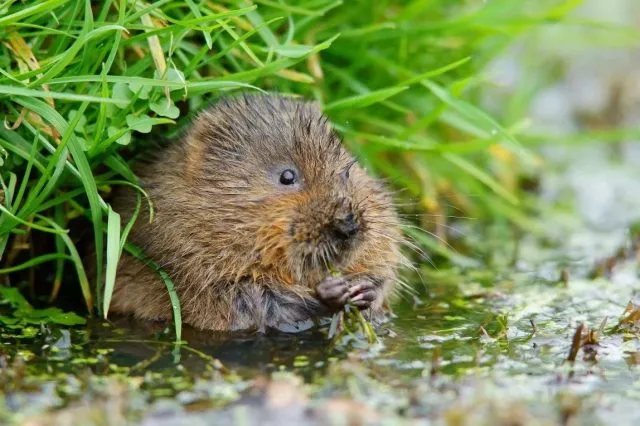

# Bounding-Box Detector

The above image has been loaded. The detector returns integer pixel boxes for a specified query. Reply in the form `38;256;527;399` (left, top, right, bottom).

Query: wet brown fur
110;94;404;331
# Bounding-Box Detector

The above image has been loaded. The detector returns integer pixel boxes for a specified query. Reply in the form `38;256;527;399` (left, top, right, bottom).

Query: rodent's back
111;94;404;331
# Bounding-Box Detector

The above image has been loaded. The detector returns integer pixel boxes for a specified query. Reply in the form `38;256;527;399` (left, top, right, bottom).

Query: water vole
110;94;404;331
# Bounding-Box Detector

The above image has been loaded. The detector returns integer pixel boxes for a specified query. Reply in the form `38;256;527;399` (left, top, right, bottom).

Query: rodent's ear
181;108;240;181
183;131;208;181
188;108;244;159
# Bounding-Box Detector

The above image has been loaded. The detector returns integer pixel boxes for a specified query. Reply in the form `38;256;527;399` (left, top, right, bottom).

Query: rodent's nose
332;213;359;241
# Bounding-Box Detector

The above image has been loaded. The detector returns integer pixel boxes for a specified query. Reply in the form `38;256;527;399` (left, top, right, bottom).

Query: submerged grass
0;0;597;328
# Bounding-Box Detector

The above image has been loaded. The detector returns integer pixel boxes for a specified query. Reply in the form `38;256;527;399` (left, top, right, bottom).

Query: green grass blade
119;192;143;253
0;85;127;104
442;152;519;205
324;86;409;112
184;0;213;48
0;0;68;26
0;253;74;275
103;205;121;318
12;133;39;211
50;204;66;302
0;203;64;234
124;242;182;342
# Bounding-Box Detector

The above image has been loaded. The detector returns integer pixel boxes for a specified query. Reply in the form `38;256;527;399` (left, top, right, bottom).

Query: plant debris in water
0;287;85;328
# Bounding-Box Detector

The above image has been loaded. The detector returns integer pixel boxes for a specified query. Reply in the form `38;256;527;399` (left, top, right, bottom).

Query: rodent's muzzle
331;212;359;241
325;196;362;248
283;190;369;279
288;194;362;257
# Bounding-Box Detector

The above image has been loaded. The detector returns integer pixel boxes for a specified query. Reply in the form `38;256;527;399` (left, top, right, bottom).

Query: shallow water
3;87;640;426
2;194;638;425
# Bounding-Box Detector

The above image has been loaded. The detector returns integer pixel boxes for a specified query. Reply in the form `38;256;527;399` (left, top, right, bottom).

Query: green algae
0;287;85;328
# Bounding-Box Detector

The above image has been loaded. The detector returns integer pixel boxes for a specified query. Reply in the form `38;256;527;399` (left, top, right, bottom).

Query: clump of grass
0;1;583;333
328;304;378;345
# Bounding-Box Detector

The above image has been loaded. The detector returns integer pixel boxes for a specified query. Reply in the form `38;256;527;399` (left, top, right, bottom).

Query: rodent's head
169;94;400;286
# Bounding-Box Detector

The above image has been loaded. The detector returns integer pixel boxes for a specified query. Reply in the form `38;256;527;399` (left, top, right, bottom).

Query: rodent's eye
279;169;297;185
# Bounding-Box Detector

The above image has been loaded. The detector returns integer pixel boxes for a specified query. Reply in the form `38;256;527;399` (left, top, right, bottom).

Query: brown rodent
110;94;404;332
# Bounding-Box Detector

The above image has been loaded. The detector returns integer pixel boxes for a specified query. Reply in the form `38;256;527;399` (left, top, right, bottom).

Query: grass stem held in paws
327;266;378;344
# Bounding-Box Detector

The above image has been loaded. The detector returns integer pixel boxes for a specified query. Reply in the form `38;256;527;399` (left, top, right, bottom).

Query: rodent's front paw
346;278;377;310
316;276;351;311
316;276;378;311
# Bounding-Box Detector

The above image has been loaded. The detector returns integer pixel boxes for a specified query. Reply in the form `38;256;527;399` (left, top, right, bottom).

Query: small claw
347;281;376;297
350;292;365;302
347;278;378;310
350;289;376;303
